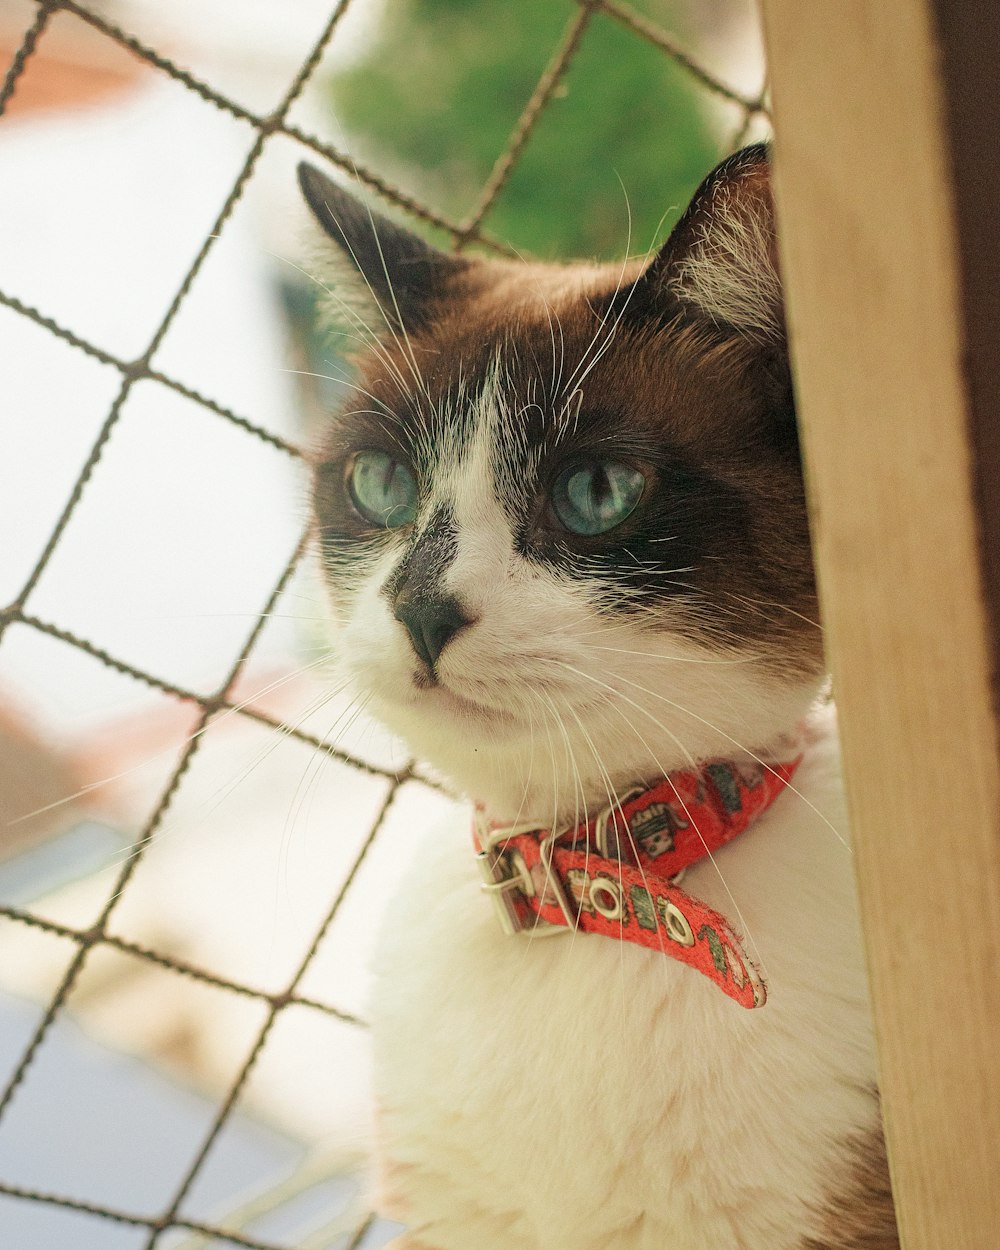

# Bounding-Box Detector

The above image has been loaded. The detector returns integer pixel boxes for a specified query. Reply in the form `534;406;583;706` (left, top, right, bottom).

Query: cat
298;145;900;1250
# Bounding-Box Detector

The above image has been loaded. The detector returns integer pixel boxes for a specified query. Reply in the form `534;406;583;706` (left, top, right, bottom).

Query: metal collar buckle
476;789;672;940
475;817;576;938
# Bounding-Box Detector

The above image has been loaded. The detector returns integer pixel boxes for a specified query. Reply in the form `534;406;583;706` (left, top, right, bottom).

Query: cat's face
302;148;824;818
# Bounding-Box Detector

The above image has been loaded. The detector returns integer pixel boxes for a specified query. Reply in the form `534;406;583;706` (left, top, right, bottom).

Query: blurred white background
0;1;445;1245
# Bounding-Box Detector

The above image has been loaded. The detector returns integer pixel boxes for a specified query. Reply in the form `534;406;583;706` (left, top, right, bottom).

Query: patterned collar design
474;753;801;1008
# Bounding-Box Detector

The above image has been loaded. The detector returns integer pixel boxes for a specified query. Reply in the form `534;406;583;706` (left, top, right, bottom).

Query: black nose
394;593;470;671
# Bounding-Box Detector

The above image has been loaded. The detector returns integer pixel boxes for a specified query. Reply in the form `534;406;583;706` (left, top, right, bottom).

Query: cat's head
301;146;824;820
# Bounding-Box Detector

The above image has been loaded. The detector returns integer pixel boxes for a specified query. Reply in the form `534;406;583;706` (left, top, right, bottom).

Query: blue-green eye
347;451;418;528
551;460;645;536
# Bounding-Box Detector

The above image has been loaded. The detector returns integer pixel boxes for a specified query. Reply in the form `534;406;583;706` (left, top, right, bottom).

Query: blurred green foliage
330;0;723;260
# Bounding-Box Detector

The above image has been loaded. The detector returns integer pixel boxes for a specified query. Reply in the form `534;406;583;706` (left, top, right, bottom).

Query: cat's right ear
634;144;784;347
298;163;468;337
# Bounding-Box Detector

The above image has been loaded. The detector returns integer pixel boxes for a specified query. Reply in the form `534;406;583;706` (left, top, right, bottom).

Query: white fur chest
369;712;879;1250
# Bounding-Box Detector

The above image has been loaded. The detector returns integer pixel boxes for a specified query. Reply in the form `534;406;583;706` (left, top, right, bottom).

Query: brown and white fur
300;146;899;1249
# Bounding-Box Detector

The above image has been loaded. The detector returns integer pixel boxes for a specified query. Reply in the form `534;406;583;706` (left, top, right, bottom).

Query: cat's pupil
347;450;418;528
587;466;612;508
553;460;645;536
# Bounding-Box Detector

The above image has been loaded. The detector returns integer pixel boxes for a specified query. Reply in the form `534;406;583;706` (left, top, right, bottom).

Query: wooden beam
760;4;1000;1248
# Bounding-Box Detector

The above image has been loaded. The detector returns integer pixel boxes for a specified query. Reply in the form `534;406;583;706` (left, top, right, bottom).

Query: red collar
474;751;801;1009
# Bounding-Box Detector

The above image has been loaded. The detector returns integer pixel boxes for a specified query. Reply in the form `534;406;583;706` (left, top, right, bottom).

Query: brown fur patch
803;1124;900;1250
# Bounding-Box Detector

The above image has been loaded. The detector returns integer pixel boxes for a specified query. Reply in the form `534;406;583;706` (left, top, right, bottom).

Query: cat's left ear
636;144;783;345
298;163;469;335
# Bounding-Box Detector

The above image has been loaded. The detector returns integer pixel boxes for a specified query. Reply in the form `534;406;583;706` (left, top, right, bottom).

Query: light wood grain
761;4;1000;1248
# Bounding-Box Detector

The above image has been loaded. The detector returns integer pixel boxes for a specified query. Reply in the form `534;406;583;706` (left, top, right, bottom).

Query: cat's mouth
426;681;519;727
405;658;608;728
399;665;530;729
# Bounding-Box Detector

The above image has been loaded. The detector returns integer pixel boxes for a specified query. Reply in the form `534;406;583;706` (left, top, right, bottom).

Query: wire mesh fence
0;1;767;1245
